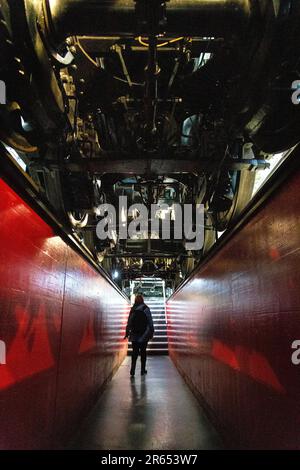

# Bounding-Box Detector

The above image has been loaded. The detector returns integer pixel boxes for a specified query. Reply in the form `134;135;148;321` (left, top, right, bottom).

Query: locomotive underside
1;0;300;288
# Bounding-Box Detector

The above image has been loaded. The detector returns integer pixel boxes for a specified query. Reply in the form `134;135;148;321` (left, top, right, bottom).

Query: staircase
128;297;168;355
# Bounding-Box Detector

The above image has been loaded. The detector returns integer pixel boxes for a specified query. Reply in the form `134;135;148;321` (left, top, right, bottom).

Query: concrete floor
74;356;222;450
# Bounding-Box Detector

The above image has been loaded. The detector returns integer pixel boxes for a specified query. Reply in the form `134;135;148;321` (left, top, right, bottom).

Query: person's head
134;294;144;305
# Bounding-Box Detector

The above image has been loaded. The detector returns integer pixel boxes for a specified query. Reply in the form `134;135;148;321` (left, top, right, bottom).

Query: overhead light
113;270;119;279
21;116;34;132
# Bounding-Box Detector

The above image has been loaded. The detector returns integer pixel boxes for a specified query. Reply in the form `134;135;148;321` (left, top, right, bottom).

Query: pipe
42;0;254;46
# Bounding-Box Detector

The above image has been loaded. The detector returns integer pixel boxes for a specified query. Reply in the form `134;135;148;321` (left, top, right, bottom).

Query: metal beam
42;0;254;46
78;37;224;55
65;158;199;175
64;158;269;175
105;253;181;258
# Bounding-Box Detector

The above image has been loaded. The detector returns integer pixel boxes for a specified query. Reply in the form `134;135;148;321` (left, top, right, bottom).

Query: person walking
124;294;154;377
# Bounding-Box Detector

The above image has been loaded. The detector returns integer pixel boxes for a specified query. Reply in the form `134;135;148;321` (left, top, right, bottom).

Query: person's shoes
130;370;135;377
141;370;147;376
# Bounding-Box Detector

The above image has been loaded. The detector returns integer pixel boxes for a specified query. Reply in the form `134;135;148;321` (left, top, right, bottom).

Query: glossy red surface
167;170;300;449
0;178;129;449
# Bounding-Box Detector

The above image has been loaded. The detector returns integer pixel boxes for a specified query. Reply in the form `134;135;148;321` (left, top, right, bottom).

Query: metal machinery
1;1;300;288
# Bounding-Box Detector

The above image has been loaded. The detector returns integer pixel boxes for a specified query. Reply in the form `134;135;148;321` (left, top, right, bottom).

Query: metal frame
63;157;269;175
0;144;130;302
41;0;253;46
1;142;299;305
168;143;300;300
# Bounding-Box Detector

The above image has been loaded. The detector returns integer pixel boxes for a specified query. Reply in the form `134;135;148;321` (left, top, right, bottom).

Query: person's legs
140;342;148;374
131;342;139;375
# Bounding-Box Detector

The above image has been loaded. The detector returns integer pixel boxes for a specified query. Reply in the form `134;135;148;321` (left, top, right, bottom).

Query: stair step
128;344;168;352
128;340;168;346
127;294;167;354
127;351;169;356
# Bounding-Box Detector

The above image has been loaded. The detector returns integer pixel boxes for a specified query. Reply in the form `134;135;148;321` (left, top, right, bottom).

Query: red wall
0;178;129;449
167;170;300;449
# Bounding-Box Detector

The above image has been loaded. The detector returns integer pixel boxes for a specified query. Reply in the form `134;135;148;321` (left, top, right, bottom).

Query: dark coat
126;303;154;343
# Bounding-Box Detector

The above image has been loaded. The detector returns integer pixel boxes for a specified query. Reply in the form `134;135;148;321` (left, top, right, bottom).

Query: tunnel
1;0;300;459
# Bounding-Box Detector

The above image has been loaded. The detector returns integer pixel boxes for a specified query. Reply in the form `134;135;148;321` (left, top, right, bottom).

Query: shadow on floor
72;356;222;450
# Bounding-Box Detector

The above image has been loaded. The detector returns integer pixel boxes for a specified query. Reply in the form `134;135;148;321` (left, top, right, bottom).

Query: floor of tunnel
73;356;222;450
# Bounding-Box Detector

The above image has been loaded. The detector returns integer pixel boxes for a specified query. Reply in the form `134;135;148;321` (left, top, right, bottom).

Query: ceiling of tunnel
0;0;297;289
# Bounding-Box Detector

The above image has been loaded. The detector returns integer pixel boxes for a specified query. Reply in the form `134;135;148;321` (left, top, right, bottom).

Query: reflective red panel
167;170;300;450
0;178;129;449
